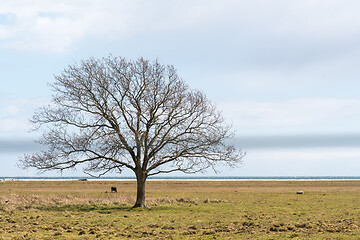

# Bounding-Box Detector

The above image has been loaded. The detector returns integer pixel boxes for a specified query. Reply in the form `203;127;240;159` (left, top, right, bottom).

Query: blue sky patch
0;13;15;25
38;12;62;19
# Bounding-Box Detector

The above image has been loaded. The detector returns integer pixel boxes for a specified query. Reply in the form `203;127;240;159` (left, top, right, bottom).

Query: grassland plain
1;180;360;239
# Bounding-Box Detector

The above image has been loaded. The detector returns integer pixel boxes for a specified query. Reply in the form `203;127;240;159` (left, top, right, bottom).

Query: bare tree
20;56;244;207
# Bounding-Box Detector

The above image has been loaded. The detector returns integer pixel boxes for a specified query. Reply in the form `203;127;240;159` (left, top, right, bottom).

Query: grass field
1;180;360;239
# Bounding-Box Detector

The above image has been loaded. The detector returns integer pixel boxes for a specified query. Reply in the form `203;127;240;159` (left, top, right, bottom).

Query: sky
1;0;360;177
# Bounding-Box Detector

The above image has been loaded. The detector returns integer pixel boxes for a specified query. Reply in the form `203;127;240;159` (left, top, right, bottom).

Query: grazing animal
296;191;304;194
111;186;117;193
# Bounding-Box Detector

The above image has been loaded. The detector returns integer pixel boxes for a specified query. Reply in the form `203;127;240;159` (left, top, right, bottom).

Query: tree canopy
20;56;244;207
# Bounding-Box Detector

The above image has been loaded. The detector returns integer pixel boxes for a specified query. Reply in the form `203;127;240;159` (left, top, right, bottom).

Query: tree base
132;203;148;208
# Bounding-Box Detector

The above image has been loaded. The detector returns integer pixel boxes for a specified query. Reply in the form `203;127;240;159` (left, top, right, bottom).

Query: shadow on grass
36;203;190;213
36;204;134;213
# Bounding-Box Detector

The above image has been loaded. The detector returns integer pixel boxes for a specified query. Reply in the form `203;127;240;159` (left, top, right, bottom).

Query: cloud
3;105;19;115
0;97;50;133
0;0;224;52
218;98;360;135
234;134;360;149
239;147;360;176
0;118;30;133
0;139;41;153
1;1;360;52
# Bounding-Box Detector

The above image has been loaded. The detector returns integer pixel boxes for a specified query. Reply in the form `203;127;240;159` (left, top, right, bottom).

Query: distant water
2;176;360;181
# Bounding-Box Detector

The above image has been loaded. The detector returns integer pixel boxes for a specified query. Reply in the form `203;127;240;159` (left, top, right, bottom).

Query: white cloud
0;117;30;132
3;105;19;115
239;147;360;176
250;147;360;162
0;97;50;134
218;98;360;135
0;0;224;52
1;0;360;52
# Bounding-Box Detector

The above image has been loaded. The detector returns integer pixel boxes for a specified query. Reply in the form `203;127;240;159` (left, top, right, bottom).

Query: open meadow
1;180;360;239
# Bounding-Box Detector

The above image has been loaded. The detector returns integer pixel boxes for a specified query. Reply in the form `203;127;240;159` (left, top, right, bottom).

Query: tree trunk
133;171;147;208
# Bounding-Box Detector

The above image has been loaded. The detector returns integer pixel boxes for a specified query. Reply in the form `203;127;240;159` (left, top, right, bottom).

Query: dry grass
1;180;360;239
